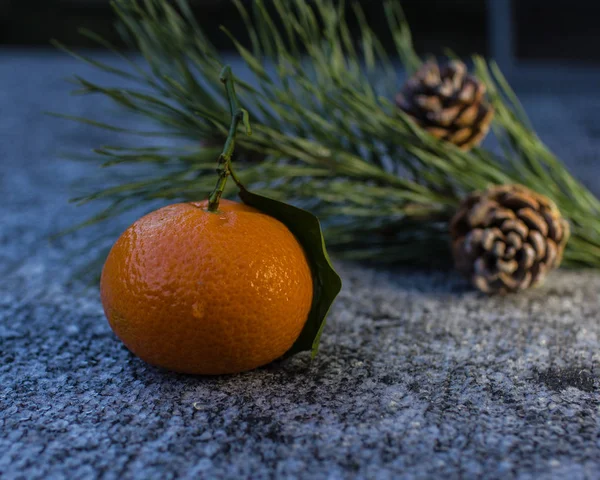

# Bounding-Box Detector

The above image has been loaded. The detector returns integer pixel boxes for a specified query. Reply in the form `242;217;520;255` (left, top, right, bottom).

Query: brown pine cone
396;60;494;151
450;184;570;294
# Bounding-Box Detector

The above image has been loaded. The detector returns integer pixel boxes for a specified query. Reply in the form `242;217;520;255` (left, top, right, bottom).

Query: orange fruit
100;199;314;375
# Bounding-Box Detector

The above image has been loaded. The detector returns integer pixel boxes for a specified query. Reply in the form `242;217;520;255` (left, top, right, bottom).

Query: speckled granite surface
1;52;599;479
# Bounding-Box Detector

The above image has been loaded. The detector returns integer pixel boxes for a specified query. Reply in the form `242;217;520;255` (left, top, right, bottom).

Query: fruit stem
207;66;252;212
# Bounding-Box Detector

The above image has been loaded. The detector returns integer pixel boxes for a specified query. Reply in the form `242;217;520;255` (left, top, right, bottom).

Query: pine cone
396;60;494;151
450;185;570;294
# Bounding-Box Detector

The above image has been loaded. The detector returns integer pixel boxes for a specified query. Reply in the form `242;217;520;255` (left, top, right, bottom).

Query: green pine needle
56;0;600;269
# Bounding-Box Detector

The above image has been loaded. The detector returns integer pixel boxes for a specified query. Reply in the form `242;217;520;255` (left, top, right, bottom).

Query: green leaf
237;186;342;359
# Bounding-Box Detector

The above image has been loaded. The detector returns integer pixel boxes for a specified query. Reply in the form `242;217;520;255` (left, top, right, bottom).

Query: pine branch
56;0;600;270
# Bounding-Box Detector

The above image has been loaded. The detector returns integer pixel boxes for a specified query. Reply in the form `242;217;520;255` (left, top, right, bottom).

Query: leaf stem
207;65;252;212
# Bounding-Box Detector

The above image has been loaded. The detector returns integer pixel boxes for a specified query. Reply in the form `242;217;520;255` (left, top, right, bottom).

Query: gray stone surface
1;51;600;479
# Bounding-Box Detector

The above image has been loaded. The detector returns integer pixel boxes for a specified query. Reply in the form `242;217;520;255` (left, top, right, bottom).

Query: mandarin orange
100;199;314;375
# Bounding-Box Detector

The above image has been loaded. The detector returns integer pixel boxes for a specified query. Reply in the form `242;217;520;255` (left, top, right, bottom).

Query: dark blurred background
2;0;600;70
